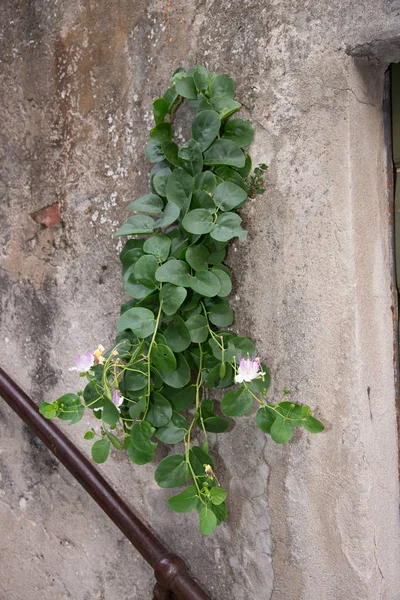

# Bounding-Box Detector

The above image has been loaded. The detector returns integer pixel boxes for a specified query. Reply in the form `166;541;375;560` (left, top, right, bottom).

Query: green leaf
114;215;155;237
210;487;227;506
186;245;209;271
214;181;247;212
145;139;164;163
190;190;216;213
256;406;276;434
147;392;173;427
215;166;248;191
210;96;241;120
150;123;173;143
221;388;253;417
302;415;324;434
92;439;110;464
190;271;221;297
163;384;196;411
153;167;171;197
128;396;146;420
102;400;120;426
156;202;180;229
155;259;191;287
211;268;232;297
211;212;246;242
160;284;187;315
39;402;59;419
189;446;214;476
168;485;198;513
151;344;177;372
163;85;179;110
208;303;234;327
155;411;187;444
153;98;169;125
204;363;233;389
178;139;203;177
198;505;218;535
235;153;252;177
174;75;197;99
223;118;254;147
124;368;147;391
130;421;157;452
203;139;245;168
124;278;155;299
185;315;208;343
56;393;83;423
182;209;214;235
211;501;227;524
197;93;213;112
163;316;191;352
133;255;158;289
162;141;180;167
225;336;256;362
270;415;293;444
195;171;216;195
104;430;123;451
210;74;235;98
165;168;194;209
127;445;155;465
193;68;208;92
191;110;221;151
160;353;191;388
84;431;95;440
248;364;271;395
117;307;156;339
154;454;187;488
143;235;171;262
203;415;230;433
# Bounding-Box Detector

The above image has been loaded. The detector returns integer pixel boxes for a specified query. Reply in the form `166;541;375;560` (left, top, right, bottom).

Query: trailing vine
40;66;324;535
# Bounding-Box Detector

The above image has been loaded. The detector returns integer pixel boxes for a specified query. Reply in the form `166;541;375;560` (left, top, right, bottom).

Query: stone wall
1;1;400;598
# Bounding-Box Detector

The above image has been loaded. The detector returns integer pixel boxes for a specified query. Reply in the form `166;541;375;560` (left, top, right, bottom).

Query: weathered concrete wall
1;1;400;599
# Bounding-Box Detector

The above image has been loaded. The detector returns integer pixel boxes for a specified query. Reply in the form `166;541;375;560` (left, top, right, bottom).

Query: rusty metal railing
0;367;210;600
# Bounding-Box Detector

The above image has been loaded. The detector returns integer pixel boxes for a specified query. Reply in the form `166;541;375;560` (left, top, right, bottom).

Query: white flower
235;357;265;384
111;389;124;408
69;351;95;373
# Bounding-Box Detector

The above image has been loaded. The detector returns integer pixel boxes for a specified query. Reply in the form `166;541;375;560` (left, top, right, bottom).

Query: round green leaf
190;271;221;297
210;487;227;506
191;110;221;151
156;412;188;444
145;139;164;163
146;393;173;427
92;439;111;464
127;445;155;465
166;168;194;209
221;388;253;417
151;344;177;372
102;400;120;426
185;314;208;343
270;415;293;444
203;416;230;433
39;402;58;419
155;259;192;287
182;209;214;235
208;303;234;327
211;212;246;242
128;194;164;214
210;74;235;98
186;245;209;271
117;307;156;339
203;139;245;168
160;353;191;388
210;96;241;120
211;268;232;297
163;384;196;411
214;181;247;212
154;454;187;488
143;235;171;262
178;139;203;177
256;406;275;434
174;75;197;99
167;485;198;513
114;215;155;237
198;506;218;536
124;368;147;391
156;202;180;229
130;421;157;452
223;118;255;147
128;397;146;420
164;316;191;352
150;123;173;143
225;336;256;362
195;171;216;195
302;415;325;434
190;190;216;213
153;167;171;197
133;255;158;289
162;140;179;167
153;98;169;125
160;284;187;315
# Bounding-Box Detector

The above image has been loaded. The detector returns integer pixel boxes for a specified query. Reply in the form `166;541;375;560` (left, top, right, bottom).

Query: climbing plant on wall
40;65;324;535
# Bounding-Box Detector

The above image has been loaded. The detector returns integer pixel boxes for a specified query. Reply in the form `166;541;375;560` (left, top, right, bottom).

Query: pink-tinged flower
111;389;124;408
235;357;265;384
69;351;95;373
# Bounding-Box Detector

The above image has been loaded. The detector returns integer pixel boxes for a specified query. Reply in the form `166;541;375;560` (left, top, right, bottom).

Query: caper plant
40;66;324;535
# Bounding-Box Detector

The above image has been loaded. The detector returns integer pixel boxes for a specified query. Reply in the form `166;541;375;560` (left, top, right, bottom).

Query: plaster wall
1;1;400;599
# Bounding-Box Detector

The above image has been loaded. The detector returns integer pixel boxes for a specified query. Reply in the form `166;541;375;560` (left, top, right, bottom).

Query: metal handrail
0;367;210;600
